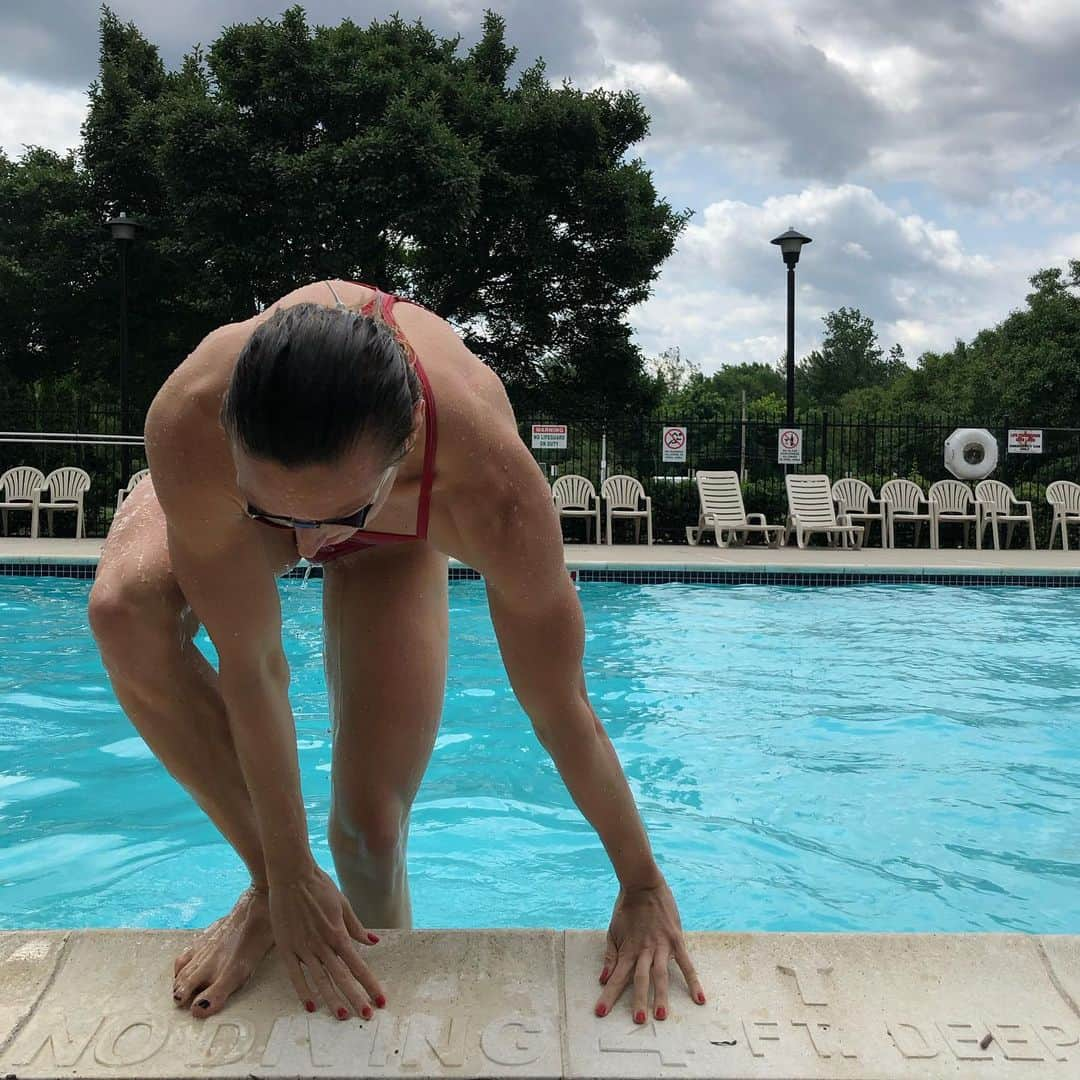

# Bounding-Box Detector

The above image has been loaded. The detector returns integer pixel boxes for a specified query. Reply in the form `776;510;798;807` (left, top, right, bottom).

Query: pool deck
4;536;1080;575
1;929;1079;1077
4;539;1080;1077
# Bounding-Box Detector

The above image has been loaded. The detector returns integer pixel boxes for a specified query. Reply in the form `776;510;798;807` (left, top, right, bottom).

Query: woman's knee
88;574;186;676
329;792;409;860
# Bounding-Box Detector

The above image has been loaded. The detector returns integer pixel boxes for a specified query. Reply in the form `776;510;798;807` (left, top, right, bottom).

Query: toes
173;963;209;1010
190;966;249;1020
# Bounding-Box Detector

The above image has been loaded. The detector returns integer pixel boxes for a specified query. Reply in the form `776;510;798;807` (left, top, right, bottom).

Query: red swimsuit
265;280;438;565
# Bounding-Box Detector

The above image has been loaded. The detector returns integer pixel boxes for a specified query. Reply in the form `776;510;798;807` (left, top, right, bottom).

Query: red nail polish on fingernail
635;1010;645;1024
305;1001;315;1013
595;1003;607;1018
375;994;386;1008
696;991;706;1005
368;933;379;943
656;1007;667;1020
337;1007;349;1020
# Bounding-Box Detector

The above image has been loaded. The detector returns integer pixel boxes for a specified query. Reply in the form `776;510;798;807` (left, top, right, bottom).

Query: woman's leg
88;478;300;1017
321;541;449;929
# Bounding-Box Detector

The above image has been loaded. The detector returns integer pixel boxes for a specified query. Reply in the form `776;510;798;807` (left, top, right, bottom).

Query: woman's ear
399;397;426;460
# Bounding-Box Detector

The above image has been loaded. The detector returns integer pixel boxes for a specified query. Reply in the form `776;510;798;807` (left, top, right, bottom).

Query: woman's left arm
444;411;706;1021
447;424;661;888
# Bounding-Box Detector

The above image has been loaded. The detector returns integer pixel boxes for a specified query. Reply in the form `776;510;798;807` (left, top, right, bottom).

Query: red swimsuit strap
358;287;438;539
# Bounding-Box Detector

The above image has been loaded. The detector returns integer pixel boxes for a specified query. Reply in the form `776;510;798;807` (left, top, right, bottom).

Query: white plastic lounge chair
36;467;92;539
832;478;887;548
880;479;932;548
1046;480;1080;550
686;470;784;547
601;474;653;545
552;474;601;544
974;479;1035;551
928;479;980;549
0;466;45;537
784;474;863;549
116;468;151;512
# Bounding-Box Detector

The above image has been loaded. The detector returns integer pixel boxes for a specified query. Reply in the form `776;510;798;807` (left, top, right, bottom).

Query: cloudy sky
2;0;1079;372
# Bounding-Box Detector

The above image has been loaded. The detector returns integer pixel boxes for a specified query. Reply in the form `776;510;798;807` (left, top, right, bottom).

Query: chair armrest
746;513;766;526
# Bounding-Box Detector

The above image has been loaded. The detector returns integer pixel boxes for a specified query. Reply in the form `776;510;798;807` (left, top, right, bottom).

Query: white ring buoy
944;428;998;480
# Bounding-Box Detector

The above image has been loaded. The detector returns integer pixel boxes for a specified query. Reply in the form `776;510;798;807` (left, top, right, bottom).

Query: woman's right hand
268;863;387;1019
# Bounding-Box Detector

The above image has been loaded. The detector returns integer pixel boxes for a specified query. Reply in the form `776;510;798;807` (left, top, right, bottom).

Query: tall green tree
153;6;687;412
2;5;688;419
649;348;786;416
797;307;905;408
862;262;1080;423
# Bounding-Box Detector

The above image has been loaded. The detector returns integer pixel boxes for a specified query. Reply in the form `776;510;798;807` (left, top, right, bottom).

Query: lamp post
770;227;812;426
106;212;143;480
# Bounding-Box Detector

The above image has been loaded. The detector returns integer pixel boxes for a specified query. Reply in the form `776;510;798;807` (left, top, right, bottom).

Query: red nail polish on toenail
368;933;379;943
600;967;608;982
362;1006;373;1019
337;1007;348;1020
375;994;386;1008
696;991;706;1005
595;1003;607;1017
656;1007;667;1020
305;1000;315;1013
635;1010;645;1024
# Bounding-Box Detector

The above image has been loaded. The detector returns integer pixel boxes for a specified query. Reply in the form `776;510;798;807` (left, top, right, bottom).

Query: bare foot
172;885;275;1018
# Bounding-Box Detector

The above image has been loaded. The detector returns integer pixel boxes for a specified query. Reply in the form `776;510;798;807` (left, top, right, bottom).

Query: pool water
0;576;1078;934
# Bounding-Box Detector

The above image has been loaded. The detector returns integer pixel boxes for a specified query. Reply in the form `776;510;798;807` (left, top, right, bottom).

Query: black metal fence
519;414;1080;546
3;406;1078;545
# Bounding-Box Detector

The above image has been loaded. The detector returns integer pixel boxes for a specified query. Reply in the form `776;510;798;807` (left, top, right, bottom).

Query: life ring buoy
944;428;998;480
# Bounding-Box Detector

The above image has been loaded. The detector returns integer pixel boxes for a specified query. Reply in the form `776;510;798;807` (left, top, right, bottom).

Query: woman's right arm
143;367;317;884
140;329;386;1020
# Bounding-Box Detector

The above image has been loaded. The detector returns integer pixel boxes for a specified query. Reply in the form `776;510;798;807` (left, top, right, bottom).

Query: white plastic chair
552;474;601;545
974;479;1035;551
928;479;980;549
601;475;653;545
784;474;863;549
116;468;151;512
1046;480;1080;550
880;479;933;548
0;466;45;536
832;478;887;548
686;471;784;547
36;467;92;539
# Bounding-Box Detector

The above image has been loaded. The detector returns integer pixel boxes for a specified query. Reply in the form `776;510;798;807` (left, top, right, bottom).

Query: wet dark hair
220;302;421;467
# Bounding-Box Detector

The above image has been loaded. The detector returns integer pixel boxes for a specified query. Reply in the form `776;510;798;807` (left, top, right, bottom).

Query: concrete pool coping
2;929;1080;1078
4;536;1080;577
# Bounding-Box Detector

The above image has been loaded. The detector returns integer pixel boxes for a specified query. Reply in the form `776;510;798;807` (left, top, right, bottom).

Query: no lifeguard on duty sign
778;428;802;464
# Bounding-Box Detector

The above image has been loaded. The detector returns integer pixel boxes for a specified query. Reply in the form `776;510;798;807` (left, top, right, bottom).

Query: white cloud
0;75;86;159
628;184;1045;374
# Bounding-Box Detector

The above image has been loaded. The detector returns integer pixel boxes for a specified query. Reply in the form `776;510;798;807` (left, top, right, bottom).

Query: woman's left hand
594;876;706;1022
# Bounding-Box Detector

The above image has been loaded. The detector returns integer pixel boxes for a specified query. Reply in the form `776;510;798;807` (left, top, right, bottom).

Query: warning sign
662;426;687;463
778;428;802;464
1007;429;1042;454
531;424;567;450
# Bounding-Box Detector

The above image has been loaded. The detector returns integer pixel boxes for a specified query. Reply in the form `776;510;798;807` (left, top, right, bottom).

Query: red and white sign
1007;429;1043;454
662;425;687;463
531;423;567;449
778;427;802;464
